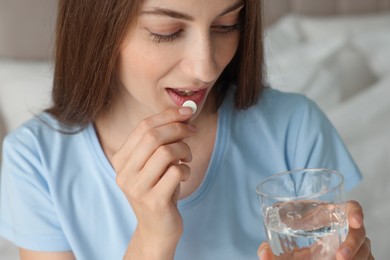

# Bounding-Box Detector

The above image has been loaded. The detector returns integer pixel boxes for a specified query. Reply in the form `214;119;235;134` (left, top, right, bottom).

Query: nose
181;34;219;83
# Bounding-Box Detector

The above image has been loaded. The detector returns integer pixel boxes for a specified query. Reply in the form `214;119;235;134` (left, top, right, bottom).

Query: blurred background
1;0;389;259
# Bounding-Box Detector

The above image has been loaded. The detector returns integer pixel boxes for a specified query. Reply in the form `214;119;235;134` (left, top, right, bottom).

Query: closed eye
148;29;183;43
211;24;241;33
148;24;240;44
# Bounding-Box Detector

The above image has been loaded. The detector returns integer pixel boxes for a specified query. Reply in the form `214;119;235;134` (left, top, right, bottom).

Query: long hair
215;0;263;109
47;0;264;127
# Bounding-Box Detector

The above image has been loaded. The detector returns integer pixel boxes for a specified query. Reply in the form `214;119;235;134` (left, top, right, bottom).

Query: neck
94;93;219;200
94;93;218;161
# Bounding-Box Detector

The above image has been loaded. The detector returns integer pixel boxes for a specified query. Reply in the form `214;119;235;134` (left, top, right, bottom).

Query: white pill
182;100;197;114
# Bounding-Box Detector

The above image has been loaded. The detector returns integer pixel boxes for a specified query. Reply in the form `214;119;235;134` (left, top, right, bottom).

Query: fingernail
340;246;352;259
179;107;193;115
353;214;363;226
259;249;265;259
259;248;267;259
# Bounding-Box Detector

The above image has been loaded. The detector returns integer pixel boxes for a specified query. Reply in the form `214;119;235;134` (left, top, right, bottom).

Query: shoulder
258;88;317;115
229;88;324;126
2;113;88;164
224;87;335;150
5;112;82;141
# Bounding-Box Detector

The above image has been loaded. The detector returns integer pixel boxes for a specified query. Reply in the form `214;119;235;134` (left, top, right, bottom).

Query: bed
264;1;390;258
1;0;389;258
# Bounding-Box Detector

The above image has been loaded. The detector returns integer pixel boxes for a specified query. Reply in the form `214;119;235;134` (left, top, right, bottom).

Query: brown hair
47;0;264;127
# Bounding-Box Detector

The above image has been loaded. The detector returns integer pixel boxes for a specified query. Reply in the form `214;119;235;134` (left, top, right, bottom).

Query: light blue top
0;88;361;260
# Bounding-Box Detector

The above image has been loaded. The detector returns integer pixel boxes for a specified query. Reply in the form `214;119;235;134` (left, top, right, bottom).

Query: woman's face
117;0;242;119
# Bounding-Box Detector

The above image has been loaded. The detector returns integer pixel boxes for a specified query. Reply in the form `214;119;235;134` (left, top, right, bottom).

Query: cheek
215;34;240;66
119;44;169;88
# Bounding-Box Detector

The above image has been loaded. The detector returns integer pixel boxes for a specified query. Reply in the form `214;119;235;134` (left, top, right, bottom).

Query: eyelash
150;30;182;43
149;24;241;44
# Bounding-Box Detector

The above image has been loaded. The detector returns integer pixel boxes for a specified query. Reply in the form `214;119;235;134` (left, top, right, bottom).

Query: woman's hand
335;200;374;260
257;200;374;260
111;107;196;259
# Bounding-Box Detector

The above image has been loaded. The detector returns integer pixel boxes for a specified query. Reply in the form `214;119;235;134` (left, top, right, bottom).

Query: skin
21;0;240;258
19;0;373;259
113;0;241;258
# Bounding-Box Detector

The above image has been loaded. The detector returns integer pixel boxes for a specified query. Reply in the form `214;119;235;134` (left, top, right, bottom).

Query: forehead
141;0;244;17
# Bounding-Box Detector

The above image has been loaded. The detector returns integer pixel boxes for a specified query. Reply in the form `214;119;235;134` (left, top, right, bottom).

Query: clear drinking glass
256;168;348;260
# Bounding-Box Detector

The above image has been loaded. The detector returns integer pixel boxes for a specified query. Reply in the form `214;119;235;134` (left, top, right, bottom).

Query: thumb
257;242;273;260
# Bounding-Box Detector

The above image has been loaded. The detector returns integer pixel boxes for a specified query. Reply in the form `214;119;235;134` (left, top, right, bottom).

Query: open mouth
167;88;207;106
175;89;197;96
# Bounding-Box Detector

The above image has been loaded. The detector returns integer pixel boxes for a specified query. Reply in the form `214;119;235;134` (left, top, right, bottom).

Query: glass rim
256;168;344;201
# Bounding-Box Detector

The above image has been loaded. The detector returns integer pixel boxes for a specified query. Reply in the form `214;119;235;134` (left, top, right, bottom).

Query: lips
167;88;207;107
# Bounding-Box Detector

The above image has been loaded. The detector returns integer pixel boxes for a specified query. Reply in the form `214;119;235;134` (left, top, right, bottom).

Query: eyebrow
141;1;245;21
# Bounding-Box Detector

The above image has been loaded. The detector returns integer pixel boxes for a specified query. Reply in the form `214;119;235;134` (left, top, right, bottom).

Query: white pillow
266;38;345;111
298;13;390;42
352;28;390;78
266;36;346;91
0;59;53;132
323;41;377;101
266;37;376;111
265;15;304;53
328;74;390;144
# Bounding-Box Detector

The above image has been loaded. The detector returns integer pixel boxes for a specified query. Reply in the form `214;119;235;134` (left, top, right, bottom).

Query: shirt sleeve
289;96;362;192
0;128;71;251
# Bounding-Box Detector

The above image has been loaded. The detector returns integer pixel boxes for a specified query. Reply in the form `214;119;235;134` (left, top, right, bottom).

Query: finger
135;142;192;191
257;242;273;260
112;107;194;170
153;164;191;202
346;200;364;229
336;224;366;260
351;237;371;260
129;122;195;171
339;237;371;260
257;242;268;256
114;121;195;176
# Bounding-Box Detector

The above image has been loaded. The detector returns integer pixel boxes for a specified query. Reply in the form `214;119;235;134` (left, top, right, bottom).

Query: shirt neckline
86;124;117;178
178;94;231;209
85;98;231;208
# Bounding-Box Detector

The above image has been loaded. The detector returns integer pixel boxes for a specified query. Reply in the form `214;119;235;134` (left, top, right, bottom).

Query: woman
0;0;373;259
